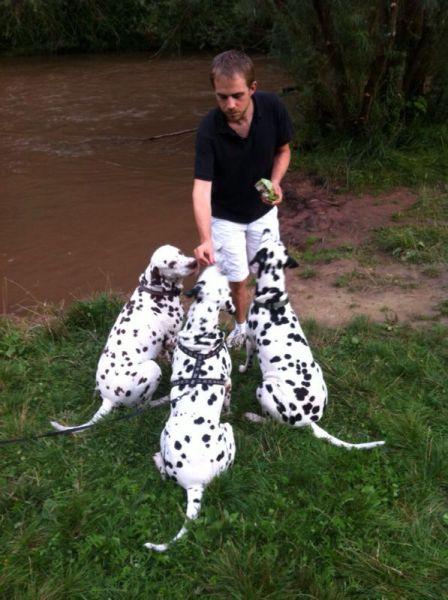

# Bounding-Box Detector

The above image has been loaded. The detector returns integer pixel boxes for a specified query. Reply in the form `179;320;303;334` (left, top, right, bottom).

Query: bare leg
229;279;249;324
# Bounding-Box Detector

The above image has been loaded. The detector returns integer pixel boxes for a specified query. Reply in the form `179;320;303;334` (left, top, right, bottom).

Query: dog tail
144;485;204;552
50;398;114;433
310;422;385;450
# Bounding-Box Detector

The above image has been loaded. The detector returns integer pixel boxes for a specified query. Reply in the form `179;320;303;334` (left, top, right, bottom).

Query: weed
437;300;448;317
373;225;448;264
298;266;317;279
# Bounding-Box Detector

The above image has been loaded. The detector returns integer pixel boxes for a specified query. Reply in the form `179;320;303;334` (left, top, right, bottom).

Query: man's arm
261;143;291;205
192;178;215;266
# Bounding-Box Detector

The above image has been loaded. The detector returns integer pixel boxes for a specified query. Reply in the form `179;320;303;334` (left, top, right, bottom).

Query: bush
0;0;272;55
271;1;448;143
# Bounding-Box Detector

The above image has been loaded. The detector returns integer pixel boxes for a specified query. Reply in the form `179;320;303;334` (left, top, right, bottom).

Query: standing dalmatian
240;231;385;450
51;245;197;432
145;265;236;552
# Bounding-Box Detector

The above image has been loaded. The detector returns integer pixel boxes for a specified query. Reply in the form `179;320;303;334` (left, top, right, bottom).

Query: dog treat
255;178;279;203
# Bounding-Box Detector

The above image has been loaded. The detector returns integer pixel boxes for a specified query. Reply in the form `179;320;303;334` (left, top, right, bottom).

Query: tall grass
292;123;448;191
1;303;447;598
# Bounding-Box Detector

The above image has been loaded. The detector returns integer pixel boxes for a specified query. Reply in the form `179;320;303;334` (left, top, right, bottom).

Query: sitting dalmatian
145;265;236;552
51;245;197;432
240;231;385;450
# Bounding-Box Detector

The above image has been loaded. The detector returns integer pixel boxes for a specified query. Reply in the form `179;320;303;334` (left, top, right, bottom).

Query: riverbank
279;179;448;327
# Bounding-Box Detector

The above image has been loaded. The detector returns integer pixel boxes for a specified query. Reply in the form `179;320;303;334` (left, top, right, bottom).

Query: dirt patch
279;173;447;327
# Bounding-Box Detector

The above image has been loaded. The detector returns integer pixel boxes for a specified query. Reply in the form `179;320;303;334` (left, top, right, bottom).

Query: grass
294;124;448;192
289;242;355;266
372;188;448;264
1;302;448;598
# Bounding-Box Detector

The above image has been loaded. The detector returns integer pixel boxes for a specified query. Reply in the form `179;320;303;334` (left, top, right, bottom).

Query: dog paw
144;542;169;552
243;412;265;423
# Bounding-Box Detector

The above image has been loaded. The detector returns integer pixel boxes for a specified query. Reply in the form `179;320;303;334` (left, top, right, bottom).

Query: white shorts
211;207;280;282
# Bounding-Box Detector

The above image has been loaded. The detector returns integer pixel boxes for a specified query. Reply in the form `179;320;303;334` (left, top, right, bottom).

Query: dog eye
168;261;177;268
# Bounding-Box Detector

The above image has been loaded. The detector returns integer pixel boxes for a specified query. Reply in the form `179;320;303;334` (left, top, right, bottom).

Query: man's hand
194;240;215;266
260;180;283;206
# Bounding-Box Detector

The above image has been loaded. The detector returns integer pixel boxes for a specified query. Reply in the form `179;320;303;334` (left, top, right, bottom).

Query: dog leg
239;337;256;373
50;397;114;433
153;452;167;479
310;422;385;450
223;380;232;413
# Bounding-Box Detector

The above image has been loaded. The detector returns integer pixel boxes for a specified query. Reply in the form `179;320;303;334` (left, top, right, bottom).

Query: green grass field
1;298;447;599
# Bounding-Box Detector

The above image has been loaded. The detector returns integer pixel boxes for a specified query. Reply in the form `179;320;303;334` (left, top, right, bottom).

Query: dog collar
138;285;181;299
253;297;289;310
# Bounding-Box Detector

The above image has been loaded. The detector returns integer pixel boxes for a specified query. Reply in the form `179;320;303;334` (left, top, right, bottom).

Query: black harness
253;296;289;310
171;340;228;388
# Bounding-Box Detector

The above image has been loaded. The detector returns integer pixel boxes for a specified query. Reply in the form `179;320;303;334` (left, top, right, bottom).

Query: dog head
249;230;298;281
144;245;197;288
184;265;235;315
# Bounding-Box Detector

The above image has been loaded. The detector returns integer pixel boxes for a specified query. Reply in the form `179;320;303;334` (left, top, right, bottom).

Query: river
1;53;290;313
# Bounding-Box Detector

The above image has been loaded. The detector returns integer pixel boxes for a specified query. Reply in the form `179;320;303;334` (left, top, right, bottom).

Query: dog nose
188;259;198;269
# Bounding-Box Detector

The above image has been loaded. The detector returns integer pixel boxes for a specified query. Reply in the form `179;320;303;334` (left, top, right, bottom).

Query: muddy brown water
1;54;290;314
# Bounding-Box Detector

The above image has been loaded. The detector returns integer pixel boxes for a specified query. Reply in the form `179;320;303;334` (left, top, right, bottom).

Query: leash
0;401;162;447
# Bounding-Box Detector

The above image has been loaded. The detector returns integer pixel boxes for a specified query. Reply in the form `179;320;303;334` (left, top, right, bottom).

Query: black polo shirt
194;91;293;224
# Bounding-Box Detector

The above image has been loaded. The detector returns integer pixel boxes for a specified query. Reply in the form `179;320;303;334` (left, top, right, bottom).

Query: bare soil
278;173;447;327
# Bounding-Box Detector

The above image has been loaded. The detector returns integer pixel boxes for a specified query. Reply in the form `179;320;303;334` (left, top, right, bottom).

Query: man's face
213;73;257;123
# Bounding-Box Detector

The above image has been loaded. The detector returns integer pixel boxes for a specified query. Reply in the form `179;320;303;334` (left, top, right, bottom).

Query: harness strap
171;378;227;387
177;339;224;360
171;339;227;389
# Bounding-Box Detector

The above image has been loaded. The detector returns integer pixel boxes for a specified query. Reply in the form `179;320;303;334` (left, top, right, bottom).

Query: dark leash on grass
0;398;167;447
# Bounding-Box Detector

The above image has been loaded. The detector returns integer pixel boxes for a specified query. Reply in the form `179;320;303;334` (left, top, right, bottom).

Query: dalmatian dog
50;245;197;432
240;231;385;450
145;265;236;552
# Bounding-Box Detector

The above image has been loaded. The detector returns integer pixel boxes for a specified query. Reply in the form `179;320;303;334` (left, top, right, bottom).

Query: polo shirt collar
216;92;262;134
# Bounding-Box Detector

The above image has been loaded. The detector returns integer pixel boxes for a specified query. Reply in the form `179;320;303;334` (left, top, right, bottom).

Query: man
193;50;293;347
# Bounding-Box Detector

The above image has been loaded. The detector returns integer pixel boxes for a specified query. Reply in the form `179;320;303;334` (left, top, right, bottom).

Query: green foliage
373;224;448;263
1;310;448;597
0;0;272;54
271;1;448;143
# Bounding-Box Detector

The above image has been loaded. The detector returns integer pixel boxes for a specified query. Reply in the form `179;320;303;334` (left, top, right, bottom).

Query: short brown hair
210;50;255;88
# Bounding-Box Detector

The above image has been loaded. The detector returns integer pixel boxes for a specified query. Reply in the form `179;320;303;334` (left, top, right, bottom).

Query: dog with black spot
145;264;236;552
240;230;385;450
51;245;197;432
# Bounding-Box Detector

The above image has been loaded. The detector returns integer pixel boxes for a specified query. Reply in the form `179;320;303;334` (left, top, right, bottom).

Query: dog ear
150;266;161;285
183;285;200;298
285;255;299;269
